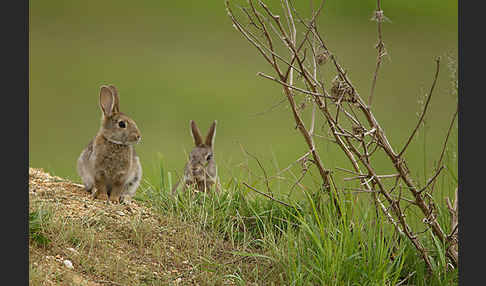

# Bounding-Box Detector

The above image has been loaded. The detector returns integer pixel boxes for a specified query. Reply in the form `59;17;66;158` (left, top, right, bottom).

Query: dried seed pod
331;76;350;98
330;75;355;103
352;125;365;137
299;101;307;111
330;76;340;99
316;50;330;65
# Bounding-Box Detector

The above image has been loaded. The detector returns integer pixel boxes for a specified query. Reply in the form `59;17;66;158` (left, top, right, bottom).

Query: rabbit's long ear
205;120;217;147
99;85;115;117
190;120;203;146
108;84;120;113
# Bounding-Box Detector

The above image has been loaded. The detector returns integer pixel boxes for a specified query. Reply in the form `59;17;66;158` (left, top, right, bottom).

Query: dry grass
29;168;275;286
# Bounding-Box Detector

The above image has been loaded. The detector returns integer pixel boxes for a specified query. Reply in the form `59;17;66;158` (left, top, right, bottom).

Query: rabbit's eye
118;121;126;128
206;154;212;161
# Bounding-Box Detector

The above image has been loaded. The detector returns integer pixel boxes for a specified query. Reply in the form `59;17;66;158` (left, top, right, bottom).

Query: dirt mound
28;168;248;286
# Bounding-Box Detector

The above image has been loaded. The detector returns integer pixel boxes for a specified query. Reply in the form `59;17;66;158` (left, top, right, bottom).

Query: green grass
29;209;52;248
29;170;280;285
29;112;458;284
30;0;458;284
138;100;458;285
134;140;458;285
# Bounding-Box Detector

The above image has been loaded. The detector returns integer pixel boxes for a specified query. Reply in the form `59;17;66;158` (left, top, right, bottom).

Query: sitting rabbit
77;85;142;203
172;120;220;194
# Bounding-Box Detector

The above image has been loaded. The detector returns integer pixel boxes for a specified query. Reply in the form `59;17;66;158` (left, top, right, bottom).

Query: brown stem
430;105;458;195
243;182;292;208
241;145;273;196
398;58;440;157
445;187;458;266
368;0;387;107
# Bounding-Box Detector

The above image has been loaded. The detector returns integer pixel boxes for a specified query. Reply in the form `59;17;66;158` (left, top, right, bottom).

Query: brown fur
77;85;142;203
172;120;220;194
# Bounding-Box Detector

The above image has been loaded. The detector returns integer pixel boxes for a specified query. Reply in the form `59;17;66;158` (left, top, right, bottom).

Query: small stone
116;211;125;216
67;247;79;255
64;260;74;269
175;277;182;284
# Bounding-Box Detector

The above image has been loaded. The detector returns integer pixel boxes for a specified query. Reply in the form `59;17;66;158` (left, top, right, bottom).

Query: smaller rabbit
77;84;142;203
172;120;220;194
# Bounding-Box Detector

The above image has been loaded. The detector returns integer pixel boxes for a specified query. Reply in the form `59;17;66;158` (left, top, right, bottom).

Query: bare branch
445;187;458;265
243;182;292;208
288;166;310;194
248;0;283;76
418;165;444;194
226;2;273;66
257;72;332;99
227;0;332;191
398;58;441;157
309;103;317;135
226;0;457;270
239;6;263;32
240;144;273;196
254;97;287;116
341;187;378;193
368;0;388;107
284;0;297;85
344;173;400;181
430;105;458;194
272;150;312;178
336;167;363;176
258;1;319;89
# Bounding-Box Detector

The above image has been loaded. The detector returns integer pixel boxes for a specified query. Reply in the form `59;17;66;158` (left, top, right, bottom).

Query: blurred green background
30;0;457;191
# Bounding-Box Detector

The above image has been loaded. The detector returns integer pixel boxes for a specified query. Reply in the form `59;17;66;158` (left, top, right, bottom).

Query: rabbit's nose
136;135;142;141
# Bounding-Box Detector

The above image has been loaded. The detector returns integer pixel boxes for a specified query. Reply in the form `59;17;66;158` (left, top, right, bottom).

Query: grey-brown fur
172;120;220;194
77;85;142;203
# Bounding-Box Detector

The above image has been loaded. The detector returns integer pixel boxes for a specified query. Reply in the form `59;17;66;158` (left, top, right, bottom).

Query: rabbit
77;84;142;203
172;120;220;194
